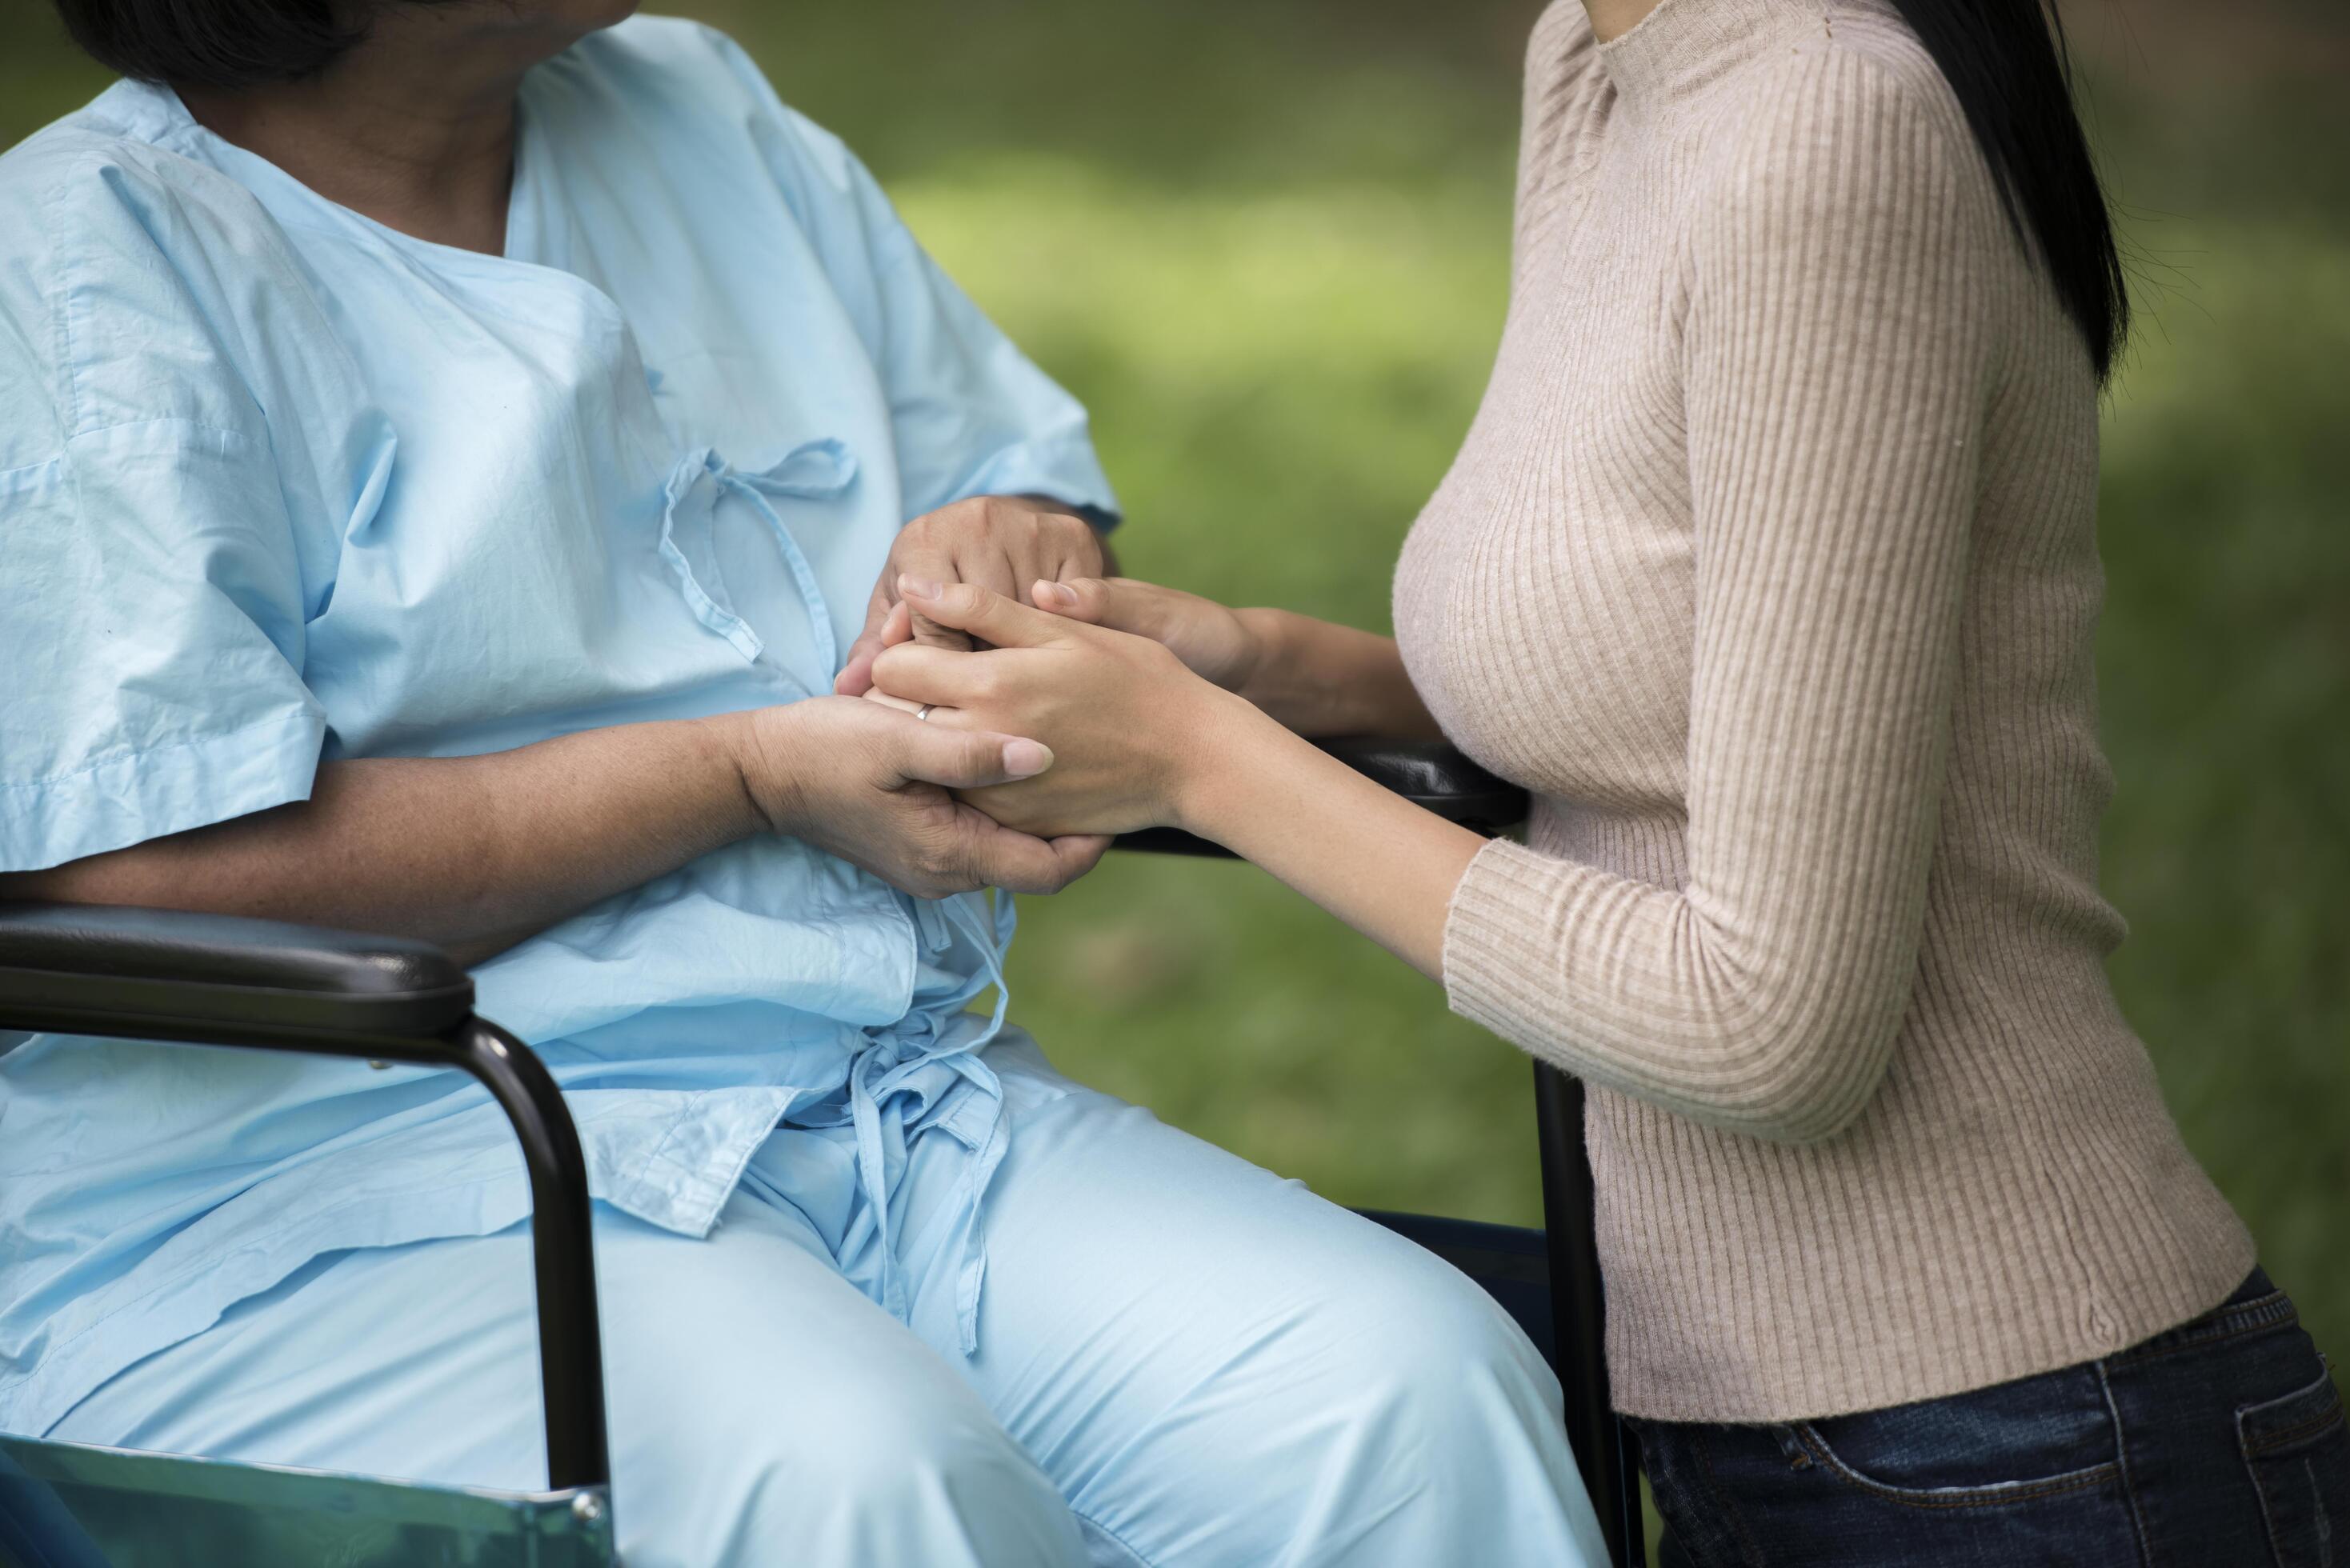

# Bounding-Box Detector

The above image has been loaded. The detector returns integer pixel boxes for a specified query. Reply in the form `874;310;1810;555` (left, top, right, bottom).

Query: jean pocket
1782;1369;2123;1511
2238;1356;2350;1567
1784;1420;2119;1510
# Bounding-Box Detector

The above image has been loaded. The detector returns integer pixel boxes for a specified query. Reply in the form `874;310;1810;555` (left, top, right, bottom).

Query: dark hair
48;0;384;94
1890;0;2129;380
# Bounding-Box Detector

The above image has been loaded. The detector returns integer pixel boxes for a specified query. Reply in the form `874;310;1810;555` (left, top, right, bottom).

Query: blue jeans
1637;1270;2348;1566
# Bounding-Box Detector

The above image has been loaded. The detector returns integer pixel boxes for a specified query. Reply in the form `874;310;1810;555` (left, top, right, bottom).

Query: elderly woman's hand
834;495;1106;698
733;694;1110;896
866;578;1263;839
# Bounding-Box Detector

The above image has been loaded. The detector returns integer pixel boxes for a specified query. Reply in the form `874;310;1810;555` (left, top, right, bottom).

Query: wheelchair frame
0;739;1643;1567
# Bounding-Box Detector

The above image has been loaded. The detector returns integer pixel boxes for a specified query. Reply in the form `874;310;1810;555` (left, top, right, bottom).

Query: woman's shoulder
0;89;258;258
1523;0;1604;101
0;107;290;467
1519;4;1608;162
1697;12;1995;216
1679;10;2008;267
552;13;761;103
1514;2;1610;237
536;18;871;210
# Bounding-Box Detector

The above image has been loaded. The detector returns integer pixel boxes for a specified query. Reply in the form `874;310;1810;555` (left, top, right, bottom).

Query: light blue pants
51;1042;1603;1566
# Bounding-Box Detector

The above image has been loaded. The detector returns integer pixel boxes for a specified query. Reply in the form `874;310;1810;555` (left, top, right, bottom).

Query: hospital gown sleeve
0;173;325;874
696;27;1122;528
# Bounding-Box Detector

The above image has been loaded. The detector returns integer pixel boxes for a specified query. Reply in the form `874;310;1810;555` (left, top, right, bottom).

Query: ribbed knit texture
1393;0;2254;1422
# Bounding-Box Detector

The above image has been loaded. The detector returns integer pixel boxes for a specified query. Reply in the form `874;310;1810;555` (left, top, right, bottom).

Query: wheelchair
0;740;1645;1567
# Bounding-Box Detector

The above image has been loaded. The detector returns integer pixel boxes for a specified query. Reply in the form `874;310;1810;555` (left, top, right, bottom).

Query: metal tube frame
0;1001;610;1494
1536;1062;1644;1567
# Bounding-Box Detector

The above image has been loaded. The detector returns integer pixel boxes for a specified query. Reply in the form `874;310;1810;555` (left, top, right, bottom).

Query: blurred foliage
4;0;2343;1394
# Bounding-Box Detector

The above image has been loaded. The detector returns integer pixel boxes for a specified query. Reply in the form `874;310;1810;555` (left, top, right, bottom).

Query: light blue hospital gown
0;19;1600;1567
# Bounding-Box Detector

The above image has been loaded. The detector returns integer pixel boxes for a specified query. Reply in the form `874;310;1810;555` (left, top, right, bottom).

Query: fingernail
899;574;942;599
1038;581;1078;607
1001;739;1053;778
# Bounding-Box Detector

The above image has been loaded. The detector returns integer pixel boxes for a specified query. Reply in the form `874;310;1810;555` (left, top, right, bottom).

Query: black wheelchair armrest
0;901;473;1041
1117;738;1528;857
0;901;610;1494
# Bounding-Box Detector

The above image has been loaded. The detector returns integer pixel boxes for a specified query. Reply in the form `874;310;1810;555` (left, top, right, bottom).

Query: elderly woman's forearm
0;718;761;964
1232;610;1444;739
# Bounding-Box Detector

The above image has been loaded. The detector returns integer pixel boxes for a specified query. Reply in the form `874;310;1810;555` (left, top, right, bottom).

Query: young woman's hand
725;695;1109;897
835;495;1107;697
1029;576;1267;693
1028;574;1446;742
867;578;1264;839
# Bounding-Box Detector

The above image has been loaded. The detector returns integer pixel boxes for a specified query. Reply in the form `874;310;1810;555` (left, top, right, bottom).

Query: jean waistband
2108;1266;2295;1370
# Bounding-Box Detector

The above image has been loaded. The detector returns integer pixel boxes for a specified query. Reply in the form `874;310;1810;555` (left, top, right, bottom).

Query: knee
1322;1246;1564;1448
777;1378;1030;1502
1204;1244;1589;1558
641;1365;1076;1568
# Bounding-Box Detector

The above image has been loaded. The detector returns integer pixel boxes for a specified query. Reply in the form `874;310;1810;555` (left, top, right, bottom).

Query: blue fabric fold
659;442;857;683
791;890;1015;1354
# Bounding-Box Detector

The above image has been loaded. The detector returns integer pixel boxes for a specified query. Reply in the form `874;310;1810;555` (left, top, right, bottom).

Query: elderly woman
0;2;1603;1564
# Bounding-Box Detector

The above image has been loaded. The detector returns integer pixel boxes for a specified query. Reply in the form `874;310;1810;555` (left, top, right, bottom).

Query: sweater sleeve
1440;51;2004;1144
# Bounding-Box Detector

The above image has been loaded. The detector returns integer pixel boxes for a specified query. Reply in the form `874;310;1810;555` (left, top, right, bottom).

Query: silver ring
914;703;935;722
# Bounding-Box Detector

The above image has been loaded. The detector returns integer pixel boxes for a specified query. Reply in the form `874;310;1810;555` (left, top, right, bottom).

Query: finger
835;630;887;697
898;578;1070;650
911;545;1021;650
834;653;877;698
953;812;1110;895
833;578;899;695
889;537;969;652
861;690;926;716
1031;576;1172;638
891;718;1055;790
1053;833;1114;873
869;643;1000;709
847;607;919;692
1043;514;1107;591
1009;537;1068;609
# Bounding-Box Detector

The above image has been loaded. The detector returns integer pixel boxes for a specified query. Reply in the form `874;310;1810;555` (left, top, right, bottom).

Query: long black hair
1890;0;2129;380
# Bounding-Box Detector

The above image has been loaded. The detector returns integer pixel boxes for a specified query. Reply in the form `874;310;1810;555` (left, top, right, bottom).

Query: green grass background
6;0;2344;1411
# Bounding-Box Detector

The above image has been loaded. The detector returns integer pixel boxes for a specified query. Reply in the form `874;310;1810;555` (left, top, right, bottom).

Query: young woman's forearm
1179;696;1480;976
1232;609;1444;739
1;716;762;966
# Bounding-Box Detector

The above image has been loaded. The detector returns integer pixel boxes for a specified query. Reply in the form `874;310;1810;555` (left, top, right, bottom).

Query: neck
1582;0;1666;44
175;6;582;254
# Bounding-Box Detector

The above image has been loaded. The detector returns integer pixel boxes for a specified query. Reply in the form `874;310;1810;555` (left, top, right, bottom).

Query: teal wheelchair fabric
49;1038;1605;1567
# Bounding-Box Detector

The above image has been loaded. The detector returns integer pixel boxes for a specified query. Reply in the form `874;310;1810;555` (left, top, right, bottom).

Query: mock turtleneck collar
1597;0;1836;119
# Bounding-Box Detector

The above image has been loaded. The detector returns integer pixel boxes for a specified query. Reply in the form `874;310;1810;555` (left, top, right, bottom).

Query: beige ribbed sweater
1393;0;2254;1422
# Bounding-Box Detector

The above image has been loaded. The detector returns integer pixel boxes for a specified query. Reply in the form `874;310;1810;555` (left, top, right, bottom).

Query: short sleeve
695;27;1121;528
861;212;1121;528
0;133;333;873
1;394;322;874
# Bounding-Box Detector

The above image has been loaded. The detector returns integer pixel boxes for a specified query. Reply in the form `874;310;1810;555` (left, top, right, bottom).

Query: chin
529;0;643;39
581;0;643;26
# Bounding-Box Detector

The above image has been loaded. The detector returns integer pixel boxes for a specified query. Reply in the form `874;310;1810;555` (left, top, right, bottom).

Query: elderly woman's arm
0;701;1098;967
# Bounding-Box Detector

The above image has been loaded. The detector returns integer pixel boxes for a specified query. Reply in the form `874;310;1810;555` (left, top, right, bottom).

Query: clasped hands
791;494;1270;898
